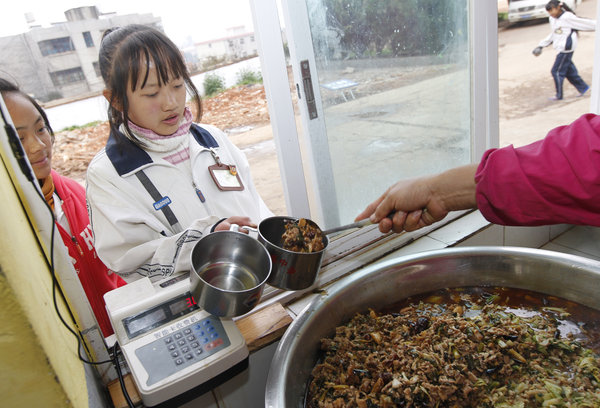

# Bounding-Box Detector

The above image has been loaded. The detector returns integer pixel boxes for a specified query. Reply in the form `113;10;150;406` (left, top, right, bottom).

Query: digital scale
104;273;248;407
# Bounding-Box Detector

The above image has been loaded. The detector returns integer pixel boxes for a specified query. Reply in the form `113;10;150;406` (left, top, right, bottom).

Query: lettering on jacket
80;224;95;251
153;196;172;211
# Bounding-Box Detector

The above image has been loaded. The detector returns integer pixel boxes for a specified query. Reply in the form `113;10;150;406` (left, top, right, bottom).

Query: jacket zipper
71;235;84;256
192;181;206;203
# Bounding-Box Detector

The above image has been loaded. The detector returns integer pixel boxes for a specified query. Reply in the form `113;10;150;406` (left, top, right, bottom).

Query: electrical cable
113;342;136;408
43;179;114;365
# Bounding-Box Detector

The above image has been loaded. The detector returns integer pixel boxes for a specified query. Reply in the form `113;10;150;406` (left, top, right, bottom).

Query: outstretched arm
355;164;478;233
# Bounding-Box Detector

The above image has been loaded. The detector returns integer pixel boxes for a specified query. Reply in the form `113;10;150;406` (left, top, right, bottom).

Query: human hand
356;165;477;234
532;46;542;56
355;178;447;234
214;216;257;233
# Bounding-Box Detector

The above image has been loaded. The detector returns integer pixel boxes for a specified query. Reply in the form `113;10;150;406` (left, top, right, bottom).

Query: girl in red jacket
0;78;126;337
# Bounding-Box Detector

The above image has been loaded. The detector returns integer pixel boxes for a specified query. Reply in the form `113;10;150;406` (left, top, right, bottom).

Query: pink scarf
128;107;193;141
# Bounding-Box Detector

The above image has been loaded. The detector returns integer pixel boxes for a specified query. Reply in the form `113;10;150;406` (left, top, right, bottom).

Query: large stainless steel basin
265;246;600;408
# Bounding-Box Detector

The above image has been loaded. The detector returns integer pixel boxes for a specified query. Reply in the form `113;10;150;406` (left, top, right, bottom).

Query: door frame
251;0;500;227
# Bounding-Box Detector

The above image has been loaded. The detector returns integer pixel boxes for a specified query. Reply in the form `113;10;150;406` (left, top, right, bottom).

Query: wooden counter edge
235;302;293;352
108;373;143;408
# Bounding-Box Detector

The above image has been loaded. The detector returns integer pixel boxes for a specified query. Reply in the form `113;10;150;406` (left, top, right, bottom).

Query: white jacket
538;11;596;53
86;123;273;282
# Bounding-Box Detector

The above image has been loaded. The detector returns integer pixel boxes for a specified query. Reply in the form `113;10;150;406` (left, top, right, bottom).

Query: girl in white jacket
86;24;273;282
532;0;596;100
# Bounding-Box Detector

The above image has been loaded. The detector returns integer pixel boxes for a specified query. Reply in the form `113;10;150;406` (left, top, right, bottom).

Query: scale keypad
135;315;231;386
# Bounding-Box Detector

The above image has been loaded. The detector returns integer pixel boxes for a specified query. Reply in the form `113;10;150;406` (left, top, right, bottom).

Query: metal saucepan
264;246;600;407
190;230;272;317
257;216;329;291
235;215;374;291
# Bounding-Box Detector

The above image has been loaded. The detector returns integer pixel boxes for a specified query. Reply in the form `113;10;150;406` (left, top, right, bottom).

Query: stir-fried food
281;218;325;253
307;288;600;408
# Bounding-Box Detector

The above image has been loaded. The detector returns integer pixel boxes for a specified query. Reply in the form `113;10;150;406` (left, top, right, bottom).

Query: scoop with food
281;218;325;253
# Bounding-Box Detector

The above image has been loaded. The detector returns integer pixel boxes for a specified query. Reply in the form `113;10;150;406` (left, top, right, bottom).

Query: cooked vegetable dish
307;287;600;408
281;218;325;253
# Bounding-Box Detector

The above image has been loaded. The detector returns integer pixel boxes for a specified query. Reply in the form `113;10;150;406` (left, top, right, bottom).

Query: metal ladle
321;218;373;235
322;211;399;236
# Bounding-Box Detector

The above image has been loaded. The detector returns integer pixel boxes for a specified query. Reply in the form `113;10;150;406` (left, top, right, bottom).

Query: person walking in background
532;0;596;101
0;78;126;337
86;24;273;283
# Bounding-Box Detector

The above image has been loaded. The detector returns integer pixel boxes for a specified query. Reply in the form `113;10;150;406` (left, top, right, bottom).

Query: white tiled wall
374;216;599;267
541;226;600;260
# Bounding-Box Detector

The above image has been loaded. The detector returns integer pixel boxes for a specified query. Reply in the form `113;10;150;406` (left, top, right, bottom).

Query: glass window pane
305;0;471;224
83;31;94;48
38;37;75;56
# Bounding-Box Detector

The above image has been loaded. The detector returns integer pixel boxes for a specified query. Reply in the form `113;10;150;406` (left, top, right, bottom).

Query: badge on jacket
207;148;245;191
209;163;244;191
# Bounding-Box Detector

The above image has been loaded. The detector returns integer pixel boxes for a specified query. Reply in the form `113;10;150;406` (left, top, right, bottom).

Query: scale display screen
122;292;199;339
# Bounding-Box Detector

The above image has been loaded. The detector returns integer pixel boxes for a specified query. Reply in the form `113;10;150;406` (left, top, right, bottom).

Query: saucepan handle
229;223;259;236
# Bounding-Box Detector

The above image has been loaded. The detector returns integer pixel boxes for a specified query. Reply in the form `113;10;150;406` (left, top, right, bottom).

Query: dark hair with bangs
99;24;202;146
545;0;575;14
0;77;55;139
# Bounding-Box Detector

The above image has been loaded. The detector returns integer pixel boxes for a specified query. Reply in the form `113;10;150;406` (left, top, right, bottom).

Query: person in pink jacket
1;78;126;337
356;113;600;233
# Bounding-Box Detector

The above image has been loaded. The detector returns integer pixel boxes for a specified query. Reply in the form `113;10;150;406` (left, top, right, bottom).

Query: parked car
507;0;579;24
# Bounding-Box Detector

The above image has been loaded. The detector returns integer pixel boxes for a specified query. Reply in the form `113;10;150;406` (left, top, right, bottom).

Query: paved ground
240;0;597;217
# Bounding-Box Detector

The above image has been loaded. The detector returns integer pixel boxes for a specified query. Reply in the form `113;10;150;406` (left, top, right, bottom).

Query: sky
0;0;255;46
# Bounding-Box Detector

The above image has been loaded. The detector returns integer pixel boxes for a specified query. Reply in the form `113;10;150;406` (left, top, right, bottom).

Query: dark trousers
551;52;588;99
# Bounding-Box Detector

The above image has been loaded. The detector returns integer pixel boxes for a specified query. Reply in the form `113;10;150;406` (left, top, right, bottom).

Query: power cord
113;342;136;408
44;189;114;365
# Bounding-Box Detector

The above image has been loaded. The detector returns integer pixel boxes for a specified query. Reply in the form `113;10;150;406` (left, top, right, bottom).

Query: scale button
185;354;194;360
191;342;200;348
168;344;176;351
177;340;186;346
181;346;189;353
205;339;222;351
171;351;179;358
174;333;183;339
175;358;184;365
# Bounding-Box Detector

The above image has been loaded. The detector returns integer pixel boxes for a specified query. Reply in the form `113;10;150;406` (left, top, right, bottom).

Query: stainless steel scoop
322;218;373;235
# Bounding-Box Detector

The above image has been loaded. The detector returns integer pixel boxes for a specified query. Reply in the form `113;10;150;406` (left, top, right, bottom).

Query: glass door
279;0;498;229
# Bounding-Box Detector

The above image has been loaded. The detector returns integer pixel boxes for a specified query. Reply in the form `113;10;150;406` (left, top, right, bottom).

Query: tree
322;0;467;59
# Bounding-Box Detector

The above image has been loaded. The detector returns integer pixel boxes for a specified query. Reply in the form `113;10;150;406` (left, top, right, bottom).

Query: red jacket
475;113;600;226
52;170;126;336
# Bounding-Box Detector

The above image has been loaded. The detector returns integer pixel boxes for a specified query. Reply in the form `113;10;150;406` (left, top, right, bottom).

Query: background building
0;6;161;102
187;26;258;72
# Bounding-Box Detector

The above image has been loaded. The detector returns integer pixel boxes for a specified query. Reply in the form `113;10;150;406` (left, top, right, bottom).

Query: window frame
250;0;498;219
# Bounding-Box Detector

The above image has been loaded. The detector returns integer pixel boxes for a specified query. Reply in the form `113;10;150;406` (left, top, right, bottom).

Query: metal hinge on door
300;60;318;119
